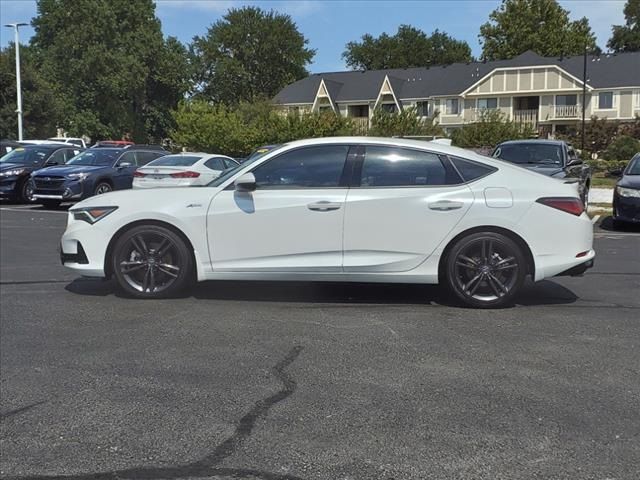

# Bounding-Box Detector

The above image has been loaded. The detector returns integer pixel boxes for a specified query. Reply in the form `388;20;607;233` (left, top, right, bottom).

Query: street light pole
4;22;28;141
581;46;587;153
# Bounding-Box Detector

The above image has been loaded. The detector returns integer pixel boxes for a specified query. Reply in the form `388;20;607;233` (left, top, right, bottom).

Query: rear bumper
555;258;594;277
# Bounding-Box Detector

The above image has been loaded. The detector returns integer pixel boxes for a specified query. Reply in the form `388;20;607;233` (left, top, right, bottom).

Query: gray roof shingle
273;50;640;105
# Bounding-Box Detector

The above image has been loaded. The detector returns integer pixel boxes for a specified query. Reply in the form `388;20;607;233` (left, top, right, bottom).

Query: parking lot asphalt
1;204;639;480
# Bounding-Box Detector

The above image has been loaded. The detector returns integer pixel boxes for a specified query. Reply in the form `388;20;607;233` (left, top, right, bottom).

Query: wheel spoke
494;256;515;267
155;238;171;257
456;255;478;270
159;263;179;271
131;235;149;256
142;267;152;292
463;273;483;295
494;263;517;271
120;261;146;274
158;266;178;278
487;273;508;295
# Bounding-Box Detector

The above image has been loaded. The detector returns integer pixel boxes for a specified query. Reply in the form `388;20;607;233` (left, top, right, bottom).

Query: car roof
496;139;567;146
15;143;69;150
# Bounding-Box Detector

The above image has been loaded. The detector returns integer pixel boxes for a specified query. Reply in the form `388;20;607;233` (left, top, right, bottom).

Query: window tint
204;157;225;171
64;149;81;162
223;158;239;169
118;151;137;166
252;145;349;188
360;147;455;187
47;149;67;165
449;156;497;182
137;151;162;166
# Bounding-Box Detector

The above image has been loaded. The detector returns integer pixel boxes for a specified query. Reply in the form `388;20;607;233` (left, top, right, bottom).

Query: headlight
0;168;26;177
70;206;118;224
68;172;90;181
616;186;640;198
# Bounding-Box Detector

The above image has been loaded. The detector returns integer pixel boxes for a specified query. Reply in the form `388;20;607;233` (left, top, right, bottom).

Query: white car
132;152;239;189
60;137;595;308
47;137;87;148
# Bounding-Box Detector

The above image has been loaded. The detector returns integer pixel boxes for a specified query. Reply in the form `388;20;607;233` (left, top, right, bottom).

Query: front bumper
0;177;20;198
60;219;109;277
613;192;640;223
32;178;84;201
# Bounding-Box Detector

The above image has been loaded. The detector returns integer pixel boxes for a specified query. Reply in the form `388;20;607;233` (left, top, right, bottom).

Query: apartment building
273;50;640;136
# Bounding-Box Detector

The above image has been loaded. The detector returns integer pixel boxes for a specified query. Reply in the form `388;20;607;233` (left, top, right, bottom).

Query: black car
612;152;640;228
31;145;167;208
1;139;22;157
492;139;592;204
0;144;83;202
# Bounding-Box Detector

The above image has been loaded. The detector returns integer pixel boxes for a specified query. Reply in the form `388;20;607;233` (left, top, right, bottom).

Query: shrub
602;134;640;161
369;106;443;137
450;110;535;149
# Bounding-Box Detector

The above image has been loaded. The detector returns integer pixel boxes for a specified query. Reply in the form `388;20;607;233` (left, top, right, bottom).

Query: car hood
72;185;222;210
617;174;640;189
0;163;35;173
516;164;565;177
32;165;109;176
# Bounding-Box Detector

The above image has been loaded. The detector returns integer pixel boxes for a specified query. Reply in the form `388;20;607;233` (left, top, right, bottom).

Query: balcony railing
512;109;538;127
554;104;580;118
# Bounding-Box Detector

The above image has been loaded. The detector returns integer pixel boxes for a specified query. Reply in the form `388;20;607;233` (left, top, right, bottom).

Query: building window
381;103;397;114
416;101;431;117
318;105;333;113
556;94;577;106
348;104;369;118
635;90;640;108
598;92;614;109
477;98;498;110
445;98;459;115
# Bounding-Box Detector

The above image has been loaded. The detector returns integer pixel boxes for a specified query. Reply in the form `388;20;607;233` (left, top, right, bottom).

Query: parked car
0;144;82;202
612;152;640;228
48;137;87;148
31;146;167;208
491;139;591;205
92;140;135;148
1;139;22;157
133;153;239;189
245;144;280;162
60;137;594;308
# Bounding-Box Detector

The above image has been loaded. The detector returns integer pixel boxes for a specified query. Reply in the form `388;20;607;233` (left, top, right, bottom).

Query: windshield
247;145;279;162
0;147;51;166
626;154;640;175
67;149;120;166
145;155;202;167
492;143;563;166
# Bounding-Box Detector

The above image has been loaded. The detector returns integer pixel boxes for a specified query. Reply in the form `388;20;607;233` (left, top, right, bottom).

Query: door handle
428;200;464;211
307;201;342;212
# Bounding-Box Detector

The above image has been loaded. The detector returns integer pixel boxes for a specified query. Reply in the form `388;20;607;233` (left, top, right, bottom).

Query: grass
591;176;617;188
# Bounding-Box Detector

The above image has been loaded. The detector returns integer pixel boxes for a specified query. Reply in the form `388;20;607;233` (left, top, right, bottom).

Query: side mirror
234;172;256;192
567;159;583;167
118;162;133;168
45;161;59;166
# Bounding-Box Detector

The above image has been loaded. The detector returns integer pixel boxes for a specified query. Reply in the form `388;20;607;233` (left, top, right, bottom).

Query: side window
64;149;80;162
252;145;349;188
137;151;161;166
567;147;578;161
46;149;66;165
224;159;238;169
204;157;225;171
360;146;456;187
118;151;137;166
449;156;497;182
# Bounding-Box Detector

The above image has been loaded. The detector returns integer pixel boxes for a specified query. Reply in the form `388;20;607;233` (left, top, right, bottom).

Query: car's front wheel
444;232;527;308
94;182;113;195
19;179;35;203
111;224;194;298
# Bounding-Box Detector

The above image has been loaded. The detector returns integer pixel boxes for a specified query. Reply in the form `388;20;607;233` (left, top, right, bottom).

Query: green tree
608;0;640;52
602;134;640;160
191;6;315;105
343;25;472;70
369;106;443;137
450;110;535;148
479;0;598;60
31;0;189;142
0;44;64;139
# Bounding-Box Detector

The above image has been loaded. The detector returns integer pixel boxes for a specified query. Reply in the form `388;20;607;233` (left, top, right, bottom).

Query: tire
444;231;527;308
42;200;61;209
582;184;589;209
19;179;35;203
111;224;194;298
94;182;112;195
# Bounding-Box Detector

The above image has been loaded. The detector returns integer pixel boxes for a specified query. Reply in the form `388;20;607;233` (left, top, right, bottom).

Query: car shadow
599;215;640;233
65;277;578;308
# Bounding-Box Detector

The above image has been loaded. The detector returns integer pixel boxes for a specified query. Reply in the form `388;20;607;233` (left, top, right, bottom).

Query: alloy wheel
118;232;181;294
453;237;520;303
95;183;112;195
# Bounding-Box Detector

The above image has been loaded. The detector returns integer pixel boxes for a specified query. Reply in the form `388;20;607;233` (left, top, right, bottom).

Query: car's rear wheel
94;182;112;195
444;232;526;308
112;224;194;298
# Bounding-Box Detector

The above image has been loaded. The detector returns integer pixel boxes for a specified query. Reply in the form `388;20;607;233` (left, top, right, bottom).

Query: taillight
170;171;200;178
133;171;146;178
536;197;584;216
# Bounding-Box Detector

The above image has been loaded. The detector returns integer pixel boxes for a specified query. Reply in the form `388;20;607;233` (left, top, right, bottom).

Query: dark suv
491;140;591;205
1;144;82;202
31;146;167;208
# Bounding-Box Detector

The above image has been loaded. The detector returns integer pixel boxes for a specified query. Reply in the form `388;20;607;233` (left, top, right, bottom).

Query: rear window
493;143;563;166
146;155;202;167
449;156;497;182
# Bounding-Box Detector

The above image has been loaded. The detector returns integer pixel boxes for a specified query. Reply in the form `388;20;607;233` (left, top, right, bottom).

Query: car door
343;145;474;272
208;144;352;272
113;151;139;189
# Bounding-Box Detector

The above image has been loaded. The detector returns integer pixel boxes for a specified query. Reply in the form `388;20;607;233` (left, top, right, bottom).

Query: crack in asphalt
5;346;306;480
0;401;47;421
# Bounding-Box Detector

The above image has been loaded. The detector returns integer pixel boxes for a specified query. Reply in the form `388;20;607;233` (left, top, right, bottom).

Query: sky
0;0;627;73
